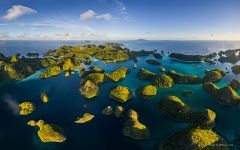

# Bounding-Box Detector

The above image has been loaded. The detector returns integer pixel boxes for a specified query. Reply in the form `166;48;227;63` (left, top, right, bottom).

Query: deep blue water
1;40;240;150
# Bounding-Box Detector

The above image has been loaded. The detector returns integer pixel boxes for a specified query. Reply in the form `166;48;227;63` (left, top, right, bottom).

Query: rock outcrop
136;85;157;99
75;113;94;123
40;66;62;79
109;86;133;103
27;120;66;142
167;70;202;84
202;82;240;106
137;68;157;81
160;128;229;150
19;102;35;115
159;96;192;121
122;109;149;140
41;93;49;103
203;69;226;83
102;106;113;115
79;80;99;99
231;65;240;74
146;59;161;65
152;74;174;88
106;67;128;82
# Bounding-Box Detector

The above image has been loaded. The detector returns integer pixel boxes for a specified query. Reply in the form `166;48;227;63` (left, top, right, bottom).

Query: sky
0;0;240;40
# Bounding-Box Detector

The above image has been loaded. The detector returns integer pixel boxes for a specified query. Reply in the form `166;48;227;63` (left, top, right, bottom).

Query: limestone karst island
0;0;240;150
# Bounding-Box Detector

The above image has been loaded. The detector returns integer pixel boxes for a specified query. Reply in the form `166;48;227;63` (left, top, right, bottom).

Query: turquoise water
1;41;240;150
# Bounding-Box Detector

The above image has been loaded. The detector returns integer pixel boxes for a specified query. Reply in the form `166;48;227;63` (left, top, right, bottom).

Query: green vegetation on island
136;85;157;99
229;79;240;91
0;53;43;81
19;102;35;115
167;70;202;84
203;69;226;83
0;43;162;81
115;105;125;118
137;68;157;81
106;67;128;82
89;66;104;72
159;96;192;121
159;67;166;72
146;59;162;65
79;80;99;99
169;52;217;62
109;86;133;103
41;93;49;103
202;82;240;106
159;95;217;129
65;71;70;77
84;73;106;85
189;109;216;129
27;120;66;142
62;58;76;71
40;66;62;79
231;65;240;74
152;74;174;88
122;109;149;140
160;128;229;150
75;113;94;124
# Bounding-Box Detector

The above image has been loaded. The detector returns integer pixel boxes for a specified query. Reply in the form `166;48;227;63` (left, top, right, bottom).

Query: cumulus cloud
2;94;19;115
80;10;96;21
80;10;115;21
2;5;37;21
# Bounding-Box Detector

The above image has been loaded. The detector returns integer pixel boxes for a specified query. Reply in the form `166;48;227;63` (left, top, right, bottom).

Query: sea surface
1;40;240;150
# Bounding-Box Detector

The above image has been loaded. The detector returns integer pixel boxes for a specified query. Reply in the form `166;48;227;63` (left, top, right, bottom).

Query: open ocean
1;40;240;150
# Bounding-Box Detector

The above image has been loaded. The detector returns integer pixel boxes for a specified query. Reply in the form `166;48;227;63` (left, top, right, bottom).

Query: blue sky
0;0;240;40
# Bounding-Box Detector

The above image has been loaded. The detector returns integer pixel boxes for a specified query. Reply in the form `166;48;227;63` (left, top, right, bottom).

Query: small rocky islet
27;120;66;143
2;43;240;149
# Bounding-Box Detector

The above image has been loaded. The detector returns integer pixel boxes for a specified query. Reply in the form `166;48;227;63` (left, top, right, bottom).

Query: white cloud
115;0;126;12
80;10;96;21
96;13;114;21
80;10;116;22
2;5;37;21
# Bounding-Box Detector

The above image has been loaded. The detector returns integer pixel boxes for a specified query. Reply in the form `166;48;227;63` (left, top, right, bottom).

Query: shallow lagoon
1;41;240;150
